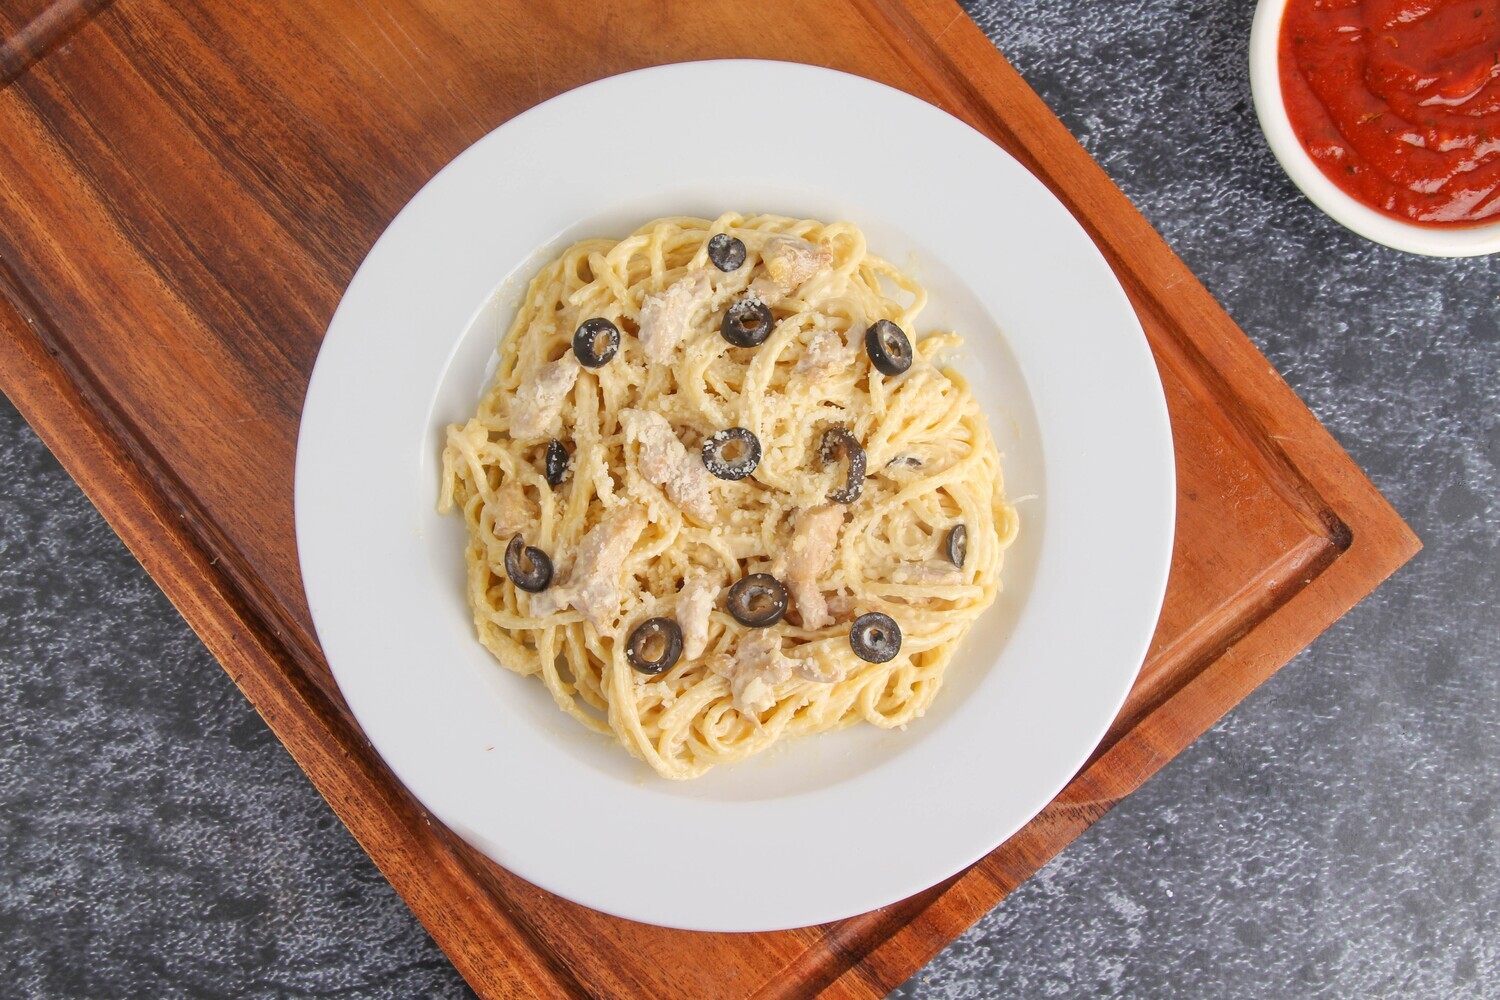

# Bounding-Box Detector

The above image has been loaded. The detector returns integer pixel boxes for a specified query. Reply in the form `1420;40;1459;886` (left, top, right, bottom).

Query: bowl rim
1249;0;1500;258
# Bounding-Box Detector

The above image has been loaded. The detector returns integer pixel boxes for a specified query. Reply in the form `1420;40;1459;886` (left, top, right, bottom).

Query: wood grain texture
0;0;1418;997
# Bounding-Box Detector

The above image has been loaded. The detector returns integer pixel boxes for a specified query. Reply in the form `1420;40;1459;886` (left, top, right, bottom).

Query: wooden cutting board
0;0;1419;996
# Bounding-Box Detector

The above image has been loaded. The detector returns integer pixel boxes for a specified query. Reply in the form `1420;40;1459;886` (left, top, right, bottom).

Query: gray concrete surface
2;0;1497;996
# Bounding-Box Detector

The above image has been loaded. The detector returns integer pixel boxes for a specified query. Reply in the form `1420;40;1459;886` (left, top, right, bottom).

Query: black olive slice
504;535;554;593
849;612;901;663
726;574;788;628
626;617;684;675
544;439;570;487
721;298;775;347
865;319;913;376
819;426;867;504
573;317;620;368
945;524;968;569
707;233;747;272
702;427;762;481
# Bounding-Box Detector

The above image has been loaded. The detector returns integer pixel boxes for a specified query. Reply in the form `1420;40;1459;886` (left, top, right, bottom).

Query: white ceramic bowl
1250;0;1500;257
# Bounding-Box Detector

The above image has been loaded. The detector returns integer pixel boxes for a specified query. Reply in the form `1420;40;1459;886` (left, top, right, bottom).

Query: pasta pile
440;213;1017;779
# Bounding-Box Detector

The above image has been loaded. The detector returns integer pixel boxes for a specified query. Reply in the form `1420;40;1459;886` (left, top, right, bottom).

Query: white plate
296;60;1174;932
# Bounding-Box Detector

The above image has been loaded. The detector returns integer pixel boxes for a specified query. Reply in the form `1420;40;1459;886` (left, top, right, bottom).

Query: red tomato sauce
1279;0;1500;228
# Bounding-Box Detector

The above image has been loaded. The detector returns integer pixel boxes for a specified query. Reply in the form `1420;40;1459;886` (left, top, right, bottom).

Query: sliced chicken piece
772;504;844;630
789;651;843;685
529;504;647;632
490;481;538;543
794;327;854;379
620;408;716;522
747;276;785;308
677;572;718;660
823;593;858;619
639;271;713;362
761;236;833;292
510;354;580;441
709;629;794;716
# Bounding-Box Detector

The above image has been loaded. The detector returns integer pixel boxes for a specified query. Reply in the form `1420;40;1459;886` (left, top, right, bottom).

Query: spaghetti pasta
439;213;1017;779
